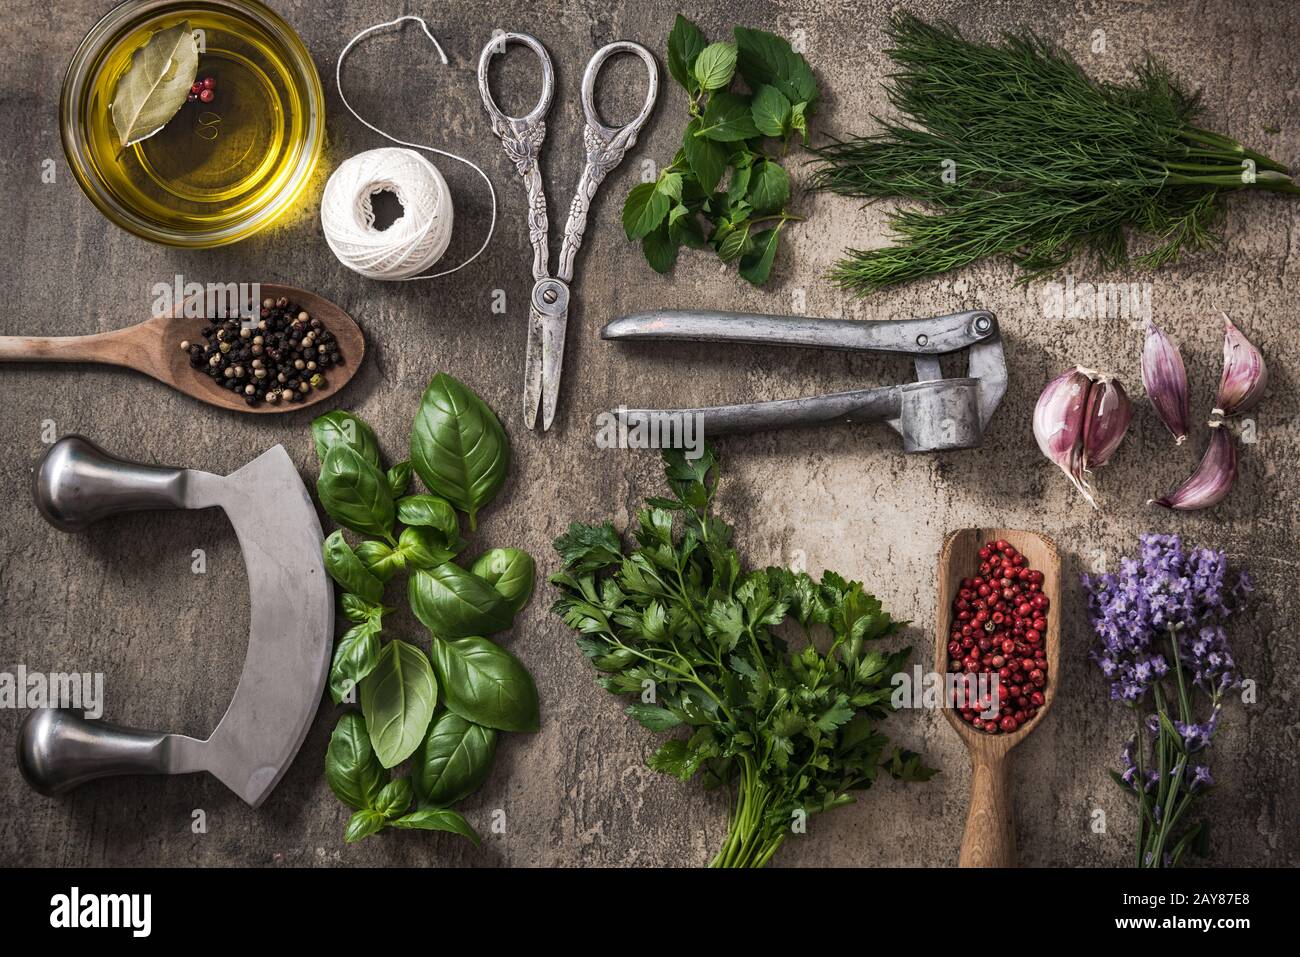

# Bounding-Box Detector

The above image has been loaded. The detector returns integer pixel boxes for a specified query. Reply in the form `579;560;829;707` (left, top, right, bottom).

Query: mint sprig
624;14;819;285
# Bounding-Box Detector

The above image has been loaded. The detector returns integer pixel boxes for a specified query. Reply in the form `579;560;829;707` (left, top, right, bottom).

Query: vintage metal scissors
478;33;659;430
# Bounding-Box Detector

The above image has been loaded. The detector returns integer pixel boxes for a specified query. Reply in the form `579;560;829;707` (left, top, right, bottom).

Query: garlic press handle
602;309;997;355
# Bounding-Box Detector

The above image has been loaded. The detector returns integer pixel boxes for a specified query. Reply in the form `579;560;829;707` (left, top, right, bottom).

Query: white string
331;15;496;280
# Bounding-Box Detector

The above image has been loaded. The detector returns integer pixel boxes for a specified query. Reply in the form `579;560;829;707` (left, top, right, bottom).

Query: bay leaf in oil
110;21;200;148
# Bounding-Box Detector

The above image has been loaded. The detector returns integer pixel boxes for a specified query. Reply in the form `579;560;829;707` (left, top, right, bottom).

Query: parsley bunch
550;447;934;867
621;15;819;285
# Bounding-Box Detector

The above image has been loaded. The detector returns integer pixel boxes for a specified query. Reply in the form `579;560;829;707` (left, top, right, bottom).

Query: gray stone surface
1;0;1296;867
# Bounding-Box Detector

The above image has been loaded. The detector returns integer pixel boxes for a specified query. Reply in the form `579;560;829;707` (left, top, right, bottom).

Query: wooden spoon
0;284;365;414
936;528;1061;867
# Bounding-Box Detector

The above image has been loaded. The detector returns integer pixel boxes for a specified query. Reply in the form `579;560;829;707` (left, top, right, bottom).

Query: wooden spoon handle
0;328;142;369
958;749;1016;867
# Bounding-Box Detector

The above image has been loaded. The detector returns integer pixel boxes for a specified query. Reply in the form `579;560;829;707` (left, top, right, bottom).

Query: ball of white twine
321;147;454;280
321;15;497;282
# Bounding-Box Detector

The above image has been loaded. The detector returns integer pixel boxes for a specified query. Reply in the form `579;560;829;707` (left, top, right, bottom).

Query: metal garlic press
601;308;1007;452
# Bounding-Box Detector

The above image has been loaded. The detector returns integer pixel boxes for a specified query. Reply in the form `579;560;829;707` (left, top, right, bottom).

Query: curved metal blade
171;445;332;807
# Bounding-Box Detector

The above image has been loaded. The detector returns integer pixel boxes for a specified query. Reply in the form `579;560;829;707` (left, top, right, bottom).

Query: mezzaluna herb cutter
601;308;1007;452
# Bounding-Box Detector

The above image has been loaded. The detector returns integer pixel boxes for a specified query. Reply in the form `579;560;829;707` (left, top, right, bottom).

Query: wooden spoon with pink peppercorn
0;284;364;414
936;528;1061;867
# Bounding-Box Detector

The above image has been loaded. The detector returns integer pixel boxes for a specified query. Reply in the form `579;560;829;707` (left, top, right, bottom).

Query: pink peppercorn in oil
946;539;1050;734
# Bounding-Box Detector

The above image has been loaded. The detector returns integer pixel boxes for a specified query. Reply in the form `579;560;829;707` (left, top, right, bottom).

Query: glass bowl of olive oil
61;0;323;247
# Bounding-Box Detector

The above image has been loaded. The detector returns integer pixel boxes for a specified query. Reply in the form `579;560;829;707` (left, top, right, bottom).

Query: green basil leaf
325;712;388;810
372;777;414;819
414;711;498;806
666;14;707;92
398;525;458;570
750;84;792;138
683;118;727;192
431;636;540;732
360;639;438;768
622;181;671;240
642;222;680;274
322;530;384;603
470;548;536;612
747;159;790;213
693;41;736;91
387;460;412;498
409;564;514;639
389;807;481;845
696;92;759;142
312;410;382;469
395;494;460;542
410;373;509;531
341;592;378;623
734;26;818;108
356;540;404;582
344;808;387;843
317;443;395;540
740;227;782;285
329;622;382;704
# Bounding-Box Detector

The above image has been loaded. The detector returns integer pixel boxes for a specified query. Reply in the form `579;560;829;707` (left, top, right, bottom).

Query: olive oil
64;0;322;245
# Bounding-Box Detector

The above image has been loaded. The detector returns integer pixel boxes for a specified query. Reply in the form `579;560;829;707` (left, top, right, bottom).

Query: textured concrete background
0;0;1296;867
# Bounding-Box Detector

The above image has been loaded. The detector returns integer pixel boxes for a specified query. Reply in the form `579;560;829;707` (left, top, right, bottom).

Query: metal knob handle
33;435;185;531
17;709;169;796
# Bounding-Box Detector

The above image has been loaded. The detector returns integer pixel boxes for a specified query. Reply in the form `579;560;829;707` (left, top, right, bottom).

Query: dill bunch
811;13;1299;294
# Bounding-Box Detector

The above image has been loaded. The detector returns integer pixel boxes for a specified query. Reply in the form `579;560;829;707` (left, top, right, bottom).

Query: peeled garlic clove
1141;321;1189;443
1033;366;1095;506
1151;424;1237;510
1215;313;1267;416
1081;374;1133;471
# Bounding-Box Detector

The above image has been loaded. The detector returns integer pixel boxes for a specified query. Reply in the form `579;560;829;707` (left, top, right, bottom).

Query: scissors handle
478;32;556;282
556;41;659;282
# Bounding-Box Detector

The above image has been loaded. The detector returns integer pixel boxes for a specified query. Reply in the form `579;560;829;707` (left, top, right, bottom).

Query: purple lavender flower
1083;534;1247;702
1190;765;1214;792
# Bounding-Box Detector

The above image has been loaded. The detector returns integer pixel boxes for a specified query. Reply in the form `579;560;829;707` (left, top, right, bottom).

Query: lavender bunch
1082;534;1251;867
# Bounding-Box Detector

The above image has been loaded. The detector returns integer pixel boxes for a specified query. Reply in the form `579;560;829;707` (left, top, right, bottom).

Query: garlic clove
1081;374;1132;472
1215;313;1267;417
1150;424;1237;511
1033;366;1095;507
1141;321;1189;443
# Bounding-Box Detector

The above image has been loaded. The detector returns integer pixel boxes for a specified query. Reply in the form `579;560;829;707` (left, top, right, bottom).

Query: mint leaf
715;221;751;262
740;227;781;284
623;181;670;240
693;41;737;91
726;163;753;204
790;101;809;144
747;159;790;213
666;14;707;92
696;92;760;142
751;84;792;138
734;27;818;109
656;170;683;202
642;222;679;274
670;210;707;249
682;118;726;192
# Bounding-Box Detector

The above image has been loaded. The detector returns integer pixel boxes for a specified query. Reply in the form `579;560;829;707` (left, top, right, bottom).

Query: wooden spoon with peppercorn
936;528;1061;867
0;284;364;414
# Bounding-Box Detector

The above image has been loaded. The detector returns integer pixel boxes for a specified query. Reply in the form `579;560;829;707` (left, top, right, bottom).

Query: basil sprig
313;376;539;846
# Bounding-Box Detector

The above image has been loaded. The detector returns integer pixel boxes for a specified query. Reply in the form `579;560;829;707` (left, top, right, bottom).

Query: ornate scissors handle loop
478;33;556;282
557;41;659;282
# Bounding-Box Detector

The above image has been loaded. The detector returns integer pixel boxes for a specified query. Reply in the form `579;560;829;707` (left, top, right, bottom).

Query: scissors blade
540;307;568;431
523;304;546;429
